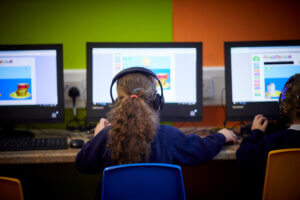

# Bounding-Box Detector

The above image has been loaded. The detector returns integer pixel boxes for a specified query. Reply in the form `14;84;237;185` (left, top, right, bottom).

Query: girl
236;74;300;200
237;74;300;167
75;67;237;198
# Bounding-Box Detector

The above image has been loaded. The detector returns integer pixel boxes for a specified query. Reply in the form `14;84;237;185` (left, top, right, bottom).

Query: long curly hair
107;73;159;165
279;74;300;124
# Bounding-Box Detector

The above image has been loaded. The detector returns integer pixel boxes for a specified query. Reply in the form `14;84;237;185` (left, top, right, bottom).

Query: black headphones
110;67;165;111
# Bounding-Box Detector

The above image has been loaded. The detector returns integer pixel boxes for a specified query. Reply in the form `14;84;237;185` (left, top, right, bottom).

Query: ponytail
107;73;158;165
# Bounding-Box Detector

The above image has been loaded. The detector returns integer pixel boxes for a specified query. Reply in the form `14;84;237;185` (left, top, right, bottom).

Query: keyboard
0;137;68;151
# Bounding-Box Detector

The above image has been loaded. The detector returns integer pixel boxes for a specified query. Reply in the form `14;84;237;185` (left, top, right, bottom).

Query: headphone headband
110;67;164;110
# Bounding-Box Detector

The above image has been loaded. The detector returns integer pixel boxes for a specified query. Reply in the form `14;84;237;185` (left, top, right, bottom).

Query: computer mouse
69;139;85;148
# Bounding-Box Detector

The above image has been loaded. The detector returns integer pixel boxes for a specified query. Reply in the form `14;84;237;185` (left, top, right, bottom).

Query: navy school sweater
75;124;226;174
75;124;226;199
236;128;300;169
235;129;300;199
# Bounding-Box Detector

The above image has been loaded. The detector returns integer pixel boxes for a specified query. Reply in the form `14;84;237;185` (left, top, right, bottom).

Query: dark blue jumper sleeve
75;126;110;174
169;129;226;165
236;129;268;168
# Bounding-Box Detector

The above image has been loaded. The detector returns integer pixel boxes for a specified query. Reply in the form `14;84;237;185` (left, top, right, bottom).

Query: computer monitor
0;44;64;128
225;40;300;121
86;42;202;122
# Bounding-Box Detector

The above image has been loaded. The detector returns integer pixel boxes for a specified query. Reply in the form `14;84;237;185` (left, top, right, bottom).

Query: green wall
0;0;172;128
0;0;173;69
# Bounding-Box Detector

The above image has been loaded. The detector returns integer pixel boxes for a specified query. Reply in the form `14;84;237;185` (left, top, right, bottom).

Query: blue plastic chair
101;163;187;200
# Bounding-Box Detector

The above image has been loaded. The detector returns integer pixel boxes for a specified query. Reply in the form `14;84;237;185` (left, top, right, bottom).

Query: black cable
221;87;226;128
66;117;85;132
66;87;84;131
66;116;97;133
66;86;97;133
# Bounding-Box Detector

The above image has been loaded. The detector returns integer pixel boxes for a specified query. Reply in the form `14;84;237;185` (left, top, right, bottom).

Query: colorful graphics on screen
120;56;172;90
151;68;171;90
122;56;171;69
0;67;32;100
264;78;285;99
264;65;299;99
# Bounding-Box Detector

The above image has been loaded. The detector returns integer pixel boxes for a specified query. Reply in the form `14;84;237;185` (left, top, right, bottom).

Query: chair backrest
262;148;300;200
101;163;186;200
0;176;24;200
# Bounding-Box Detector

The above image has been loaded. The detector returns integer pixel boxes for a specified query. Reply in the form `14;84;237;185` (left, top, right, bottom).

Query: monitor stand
0;125;34;139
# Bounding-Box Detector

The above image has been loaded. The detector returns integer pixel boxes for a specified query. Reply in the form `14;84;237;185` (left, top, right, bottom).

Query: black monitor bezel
86;42;203;122
225;40;300;121
0;44;64;124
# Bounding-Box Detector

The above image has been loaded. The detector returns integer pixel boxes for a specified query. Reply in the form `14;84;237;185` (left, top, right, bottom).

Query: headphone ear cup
153;94;160;111
160;95;164;110
153;94;164;111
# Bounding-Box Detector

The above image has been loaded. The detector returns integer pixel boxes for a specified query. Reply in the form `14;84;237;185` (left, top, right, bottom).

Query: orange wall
173;0;300;66
173;0;300;126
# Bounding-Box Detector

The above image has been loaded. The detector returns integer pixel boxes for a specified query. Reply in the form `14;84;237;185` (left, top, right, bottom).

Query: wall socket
202;67;225;106
64;69;86;108
203;77;214;99
63;67;226;108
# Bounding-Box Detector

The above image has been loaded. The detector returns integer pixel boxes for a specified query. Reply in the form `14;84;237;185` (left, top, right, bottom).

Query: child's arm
236;114;269;168
75;126;110;174
169;128;227;165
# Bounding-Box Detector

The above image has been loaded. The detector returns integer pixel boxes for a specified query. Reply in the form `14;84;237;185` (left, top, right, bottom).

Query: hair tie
130;95;138;98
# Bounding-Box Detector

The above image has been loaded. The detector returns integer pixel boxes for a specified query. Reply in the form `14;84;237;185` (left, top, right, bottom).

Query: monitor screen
225;40;300;121
86;42;202;121
0;44;64;124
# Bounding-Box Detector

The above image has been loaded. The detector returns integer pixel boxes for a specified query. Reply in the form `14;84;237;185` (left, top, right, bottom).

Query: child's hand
94;118;110;136
218;128;238;144
251;114;268;132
